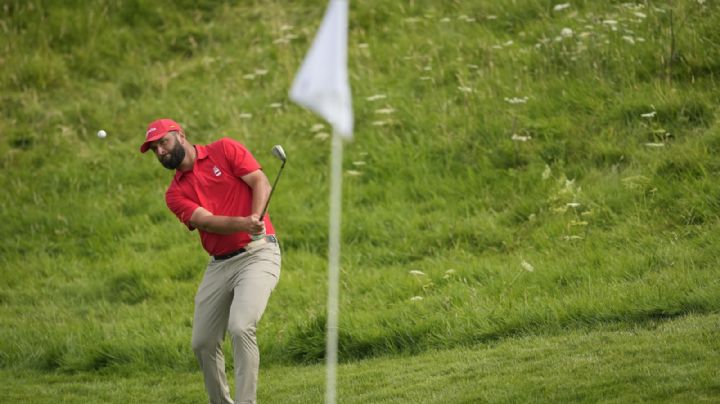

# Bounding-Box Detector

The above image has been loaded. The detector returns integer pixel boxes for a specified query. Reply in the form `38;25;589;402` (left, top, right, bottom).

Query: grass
2;313;718;403
2;0;720;401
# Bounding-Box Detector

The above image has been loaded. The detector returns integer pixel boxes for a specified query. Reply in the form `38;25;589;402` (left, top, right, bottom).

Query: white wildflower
458;86;473;93
243;74;256;80
311;123;325;132
352;161;366;166
410;296;424;302
254;69;268;76
504;40;514;47
440;17;451;23
239;113;252;119
486;15;498;20
314;132;330;140
561;28;573;38
553;3;571;12
521;260;535;272
603;20;618;26
409;270;426;276
375;108;395;114
622;36;635;45
366;94;387;101
346;170;362;176
504;96;529;104
269;103;282;109
641;111;656;118
512;134;532;142
645;143;665;148
566;202;581;208
634;12;646;19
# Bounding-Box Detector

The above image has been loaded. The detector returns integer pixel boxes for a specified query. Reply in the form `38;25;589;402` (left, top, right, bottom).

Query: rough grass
1;0;720;401
2;313;718;403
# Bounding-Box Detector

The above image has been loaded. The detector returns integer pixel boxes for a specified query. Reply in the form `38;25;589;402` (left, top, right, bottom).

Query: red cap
140;118;183;153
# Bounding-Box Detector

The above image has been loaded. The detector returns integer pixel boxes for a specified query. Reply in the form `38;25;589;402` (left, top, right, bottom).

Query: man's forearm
243;170;272;218
194;214;248;235
252;184;271;218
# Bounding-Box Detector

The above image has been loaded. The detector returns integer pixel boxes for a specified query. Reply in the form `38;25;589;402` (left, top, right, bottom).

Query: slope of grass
2;313;718;403
1;0;719;399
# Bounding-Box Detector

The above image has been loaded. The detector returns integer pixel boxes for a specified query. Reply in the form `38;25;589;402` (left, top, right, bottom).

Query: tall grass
1;0;719;376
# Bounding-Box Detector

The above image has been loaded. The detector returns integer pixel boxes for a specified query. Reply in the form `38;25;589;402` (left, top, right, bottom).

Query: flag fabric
290;0;353;138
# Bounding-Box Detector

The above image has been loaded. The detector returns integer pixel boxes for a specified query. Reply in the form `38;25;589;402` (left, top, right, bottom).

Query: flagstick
326;131;343;404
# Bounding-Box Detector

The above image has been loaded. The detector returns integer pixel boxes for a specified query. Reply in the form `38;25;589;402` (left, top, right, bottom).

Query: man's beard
160;141;186;170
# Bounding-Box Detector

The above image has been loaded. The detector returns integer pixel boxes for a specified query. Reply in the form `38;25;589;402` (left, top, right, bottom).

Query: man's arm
188;170;272;235
241;169;272;219
189;207;263;235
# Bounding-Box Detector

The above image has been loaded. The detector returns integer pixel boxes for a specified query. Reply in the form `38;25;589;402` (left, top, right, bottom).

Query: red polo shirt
165;137;275;256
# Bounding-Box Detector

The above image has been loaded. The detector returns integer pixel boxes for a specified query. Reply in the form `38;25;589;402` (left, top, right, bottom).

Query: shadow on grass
273;302;716;366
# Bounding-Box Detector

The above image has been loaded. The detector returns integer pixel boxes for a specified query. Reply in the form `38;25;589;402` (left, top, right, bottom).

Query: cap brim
139;132;168;153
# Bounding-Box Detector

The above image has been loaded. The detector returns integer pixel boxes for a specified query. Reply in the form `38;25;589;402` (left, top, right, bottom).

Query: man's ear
176;131;187;143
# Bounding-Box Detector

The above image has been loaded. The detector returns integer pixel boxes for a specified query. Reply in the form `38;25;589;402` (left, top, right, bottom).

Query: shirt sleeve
165;185;200;231
220;137;262;178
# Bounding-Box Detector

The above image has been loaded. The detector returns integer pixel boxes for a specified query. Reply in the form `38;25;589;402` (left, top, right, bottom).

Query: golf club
258;145;287;221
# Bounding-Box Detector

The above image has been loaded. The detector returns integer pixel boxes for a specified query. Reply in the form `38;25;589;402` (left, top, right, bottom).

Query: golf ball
97;130;107;138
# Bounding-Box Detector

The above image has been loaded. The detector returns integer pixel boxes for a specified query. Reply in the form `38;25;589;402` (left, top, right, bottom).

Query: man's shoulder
205;137;249;163
165;172;184;195
207;137;244;151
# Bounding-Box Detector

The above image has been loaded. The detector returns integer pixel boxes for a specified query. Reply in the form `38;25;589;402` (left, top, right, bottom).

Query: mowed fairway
3;314;718;403
2;0;720;402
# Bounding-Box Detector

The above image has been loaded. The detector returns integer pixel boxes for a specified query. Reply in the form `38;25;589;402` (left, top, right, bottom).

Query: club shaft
259;161;286;220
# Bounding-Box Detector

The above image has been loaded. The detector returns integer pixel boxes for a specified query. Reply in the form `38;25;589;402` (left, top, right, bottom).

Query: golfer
140;118;281;404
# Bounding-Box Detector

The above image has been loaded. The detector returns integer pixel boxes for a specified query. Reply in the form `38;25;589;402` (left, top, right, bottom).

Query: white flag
290;0;353;138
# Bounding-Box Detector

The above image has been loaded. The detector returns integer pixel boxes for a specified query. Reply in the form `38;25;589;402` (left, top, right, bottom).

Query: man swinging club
140;118;281;404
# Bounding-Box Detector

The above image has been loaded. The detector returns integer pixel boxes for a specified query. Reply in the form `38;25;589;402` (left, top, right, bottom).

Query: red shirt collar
174;145;208;180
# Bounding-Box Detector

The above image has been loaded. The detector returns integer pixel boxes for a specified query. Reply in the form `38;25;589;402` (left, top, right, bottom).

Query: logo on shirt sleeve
213;166;222;177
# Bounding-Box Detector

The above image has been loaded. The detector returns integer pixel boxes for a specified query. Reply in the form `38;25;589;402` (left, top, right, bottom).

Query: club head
271;145;287;163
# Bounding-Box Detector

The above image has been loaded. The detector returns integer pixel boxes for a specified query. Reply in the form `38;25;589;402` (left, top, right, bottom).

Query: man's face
150;132;186;170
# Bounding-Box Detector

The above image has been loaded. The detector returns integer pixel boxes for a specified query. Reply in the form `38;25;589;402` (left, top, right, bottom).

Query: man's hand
246;214;266;236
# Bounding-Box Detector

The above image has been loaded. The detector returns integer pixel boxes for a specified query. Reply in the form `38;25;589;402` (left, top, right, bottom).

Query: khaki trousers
191;242;281;404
